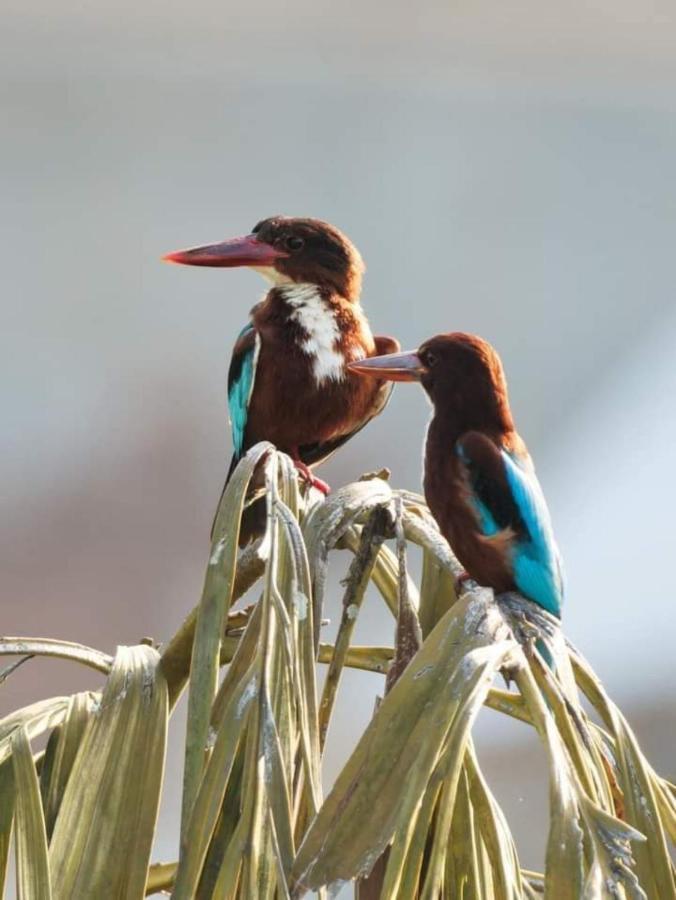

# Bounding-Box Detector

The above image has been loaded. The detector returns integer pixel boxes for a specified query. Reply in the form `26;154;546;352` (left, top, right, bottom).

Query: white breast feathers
280;284;347;384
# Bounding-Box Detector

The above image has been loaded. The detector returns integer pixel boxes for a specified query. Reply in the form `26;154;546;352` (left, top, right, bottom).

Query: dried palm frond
0;444;673;899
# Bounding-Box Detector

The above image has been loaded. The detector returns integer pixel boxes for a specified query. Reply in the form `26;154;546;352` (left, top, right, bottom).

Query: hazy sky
2;0;675;879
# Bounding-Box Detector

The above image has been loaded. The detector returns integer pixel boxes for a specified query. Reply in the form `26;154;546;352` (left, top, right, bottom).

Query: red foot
455;570;473;594
293;460;331;496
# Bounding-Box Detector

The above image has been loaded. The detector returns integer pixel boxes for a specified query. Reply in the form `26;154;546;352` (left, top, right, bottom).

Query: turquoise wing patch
501;450;564;617
456;441;501;538
227;325;260;458
471;496;500;537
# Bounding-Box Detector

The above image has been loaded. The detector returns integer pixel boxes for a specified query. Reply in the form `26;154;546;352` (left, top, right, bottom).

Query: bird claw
455;570;474;596
309;476;332;496
293;460;331;496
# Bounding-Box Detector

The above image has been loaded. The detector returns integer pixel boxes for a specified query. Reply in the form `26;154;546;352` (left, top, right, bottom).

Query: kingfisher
163;216;399;543
349;333;564;617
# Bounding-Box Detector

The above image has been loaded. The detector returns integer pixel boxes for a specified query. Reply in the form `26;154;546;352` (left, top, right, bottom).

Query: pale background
2;0;675;891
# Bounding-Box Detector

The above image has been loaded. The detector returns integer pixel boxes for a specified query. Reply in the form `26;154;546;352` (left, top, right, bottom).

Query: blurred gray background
2;0;675;890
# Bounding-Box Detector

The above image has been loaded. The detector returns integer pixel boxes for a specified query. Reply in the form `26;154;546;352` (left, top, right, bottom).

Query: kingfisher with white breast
164;216;399;543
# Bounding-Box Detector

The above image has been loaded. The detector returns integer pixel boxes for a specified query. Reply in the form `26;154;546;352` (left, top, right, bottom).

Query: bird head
348;332;514;433
163;216;364;301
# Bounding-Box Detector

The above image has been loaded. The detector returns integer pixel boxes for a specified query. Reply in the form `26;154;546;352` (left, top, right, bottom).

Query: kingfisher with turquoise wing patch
164;216;399;543
349;333;563;617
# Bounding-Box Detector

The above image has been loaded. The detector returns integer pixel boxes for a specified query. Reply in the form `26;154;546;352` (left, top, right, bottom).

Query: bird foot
455;570;474;595
293;461;331;496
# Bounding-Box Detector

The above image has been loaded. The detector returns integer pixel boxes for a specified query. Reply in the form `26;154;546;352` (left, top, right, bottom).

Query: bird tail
210;454;267;548
535;637;556;672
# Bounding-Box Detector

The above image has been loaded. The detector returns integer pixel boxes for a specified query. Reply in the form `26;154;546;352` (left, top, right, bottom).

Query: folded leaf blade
48;645;168;898
12;726;52;900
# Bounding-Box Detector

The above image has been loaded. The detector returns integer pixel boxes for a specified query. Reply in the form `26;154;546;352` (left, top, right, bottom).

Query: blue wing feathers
471;497;501;537
500;450;563;616
457;437;563;617
227;325;260;458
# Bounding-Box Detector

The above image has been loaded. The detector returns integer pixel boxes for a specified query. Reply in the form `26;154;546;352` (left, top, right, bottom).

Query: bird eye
422;350;437;367
285;235;304;251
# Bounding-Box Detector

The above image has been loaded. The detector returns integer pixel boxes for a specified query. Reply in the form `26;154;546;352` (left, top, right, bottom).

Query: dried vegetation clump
1;443;674;899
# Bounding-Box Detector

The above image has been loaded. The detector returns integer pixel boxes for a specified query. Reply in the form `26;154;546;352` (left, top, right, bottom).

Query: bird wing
298;334;401;466
373;335;402;356
227;323;261;459
457;431;564;616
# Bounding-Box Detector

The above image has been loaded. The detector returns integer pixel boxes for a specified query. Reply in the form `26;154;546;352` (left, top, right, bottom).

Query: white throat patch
279;284;346;384
250;265;293;286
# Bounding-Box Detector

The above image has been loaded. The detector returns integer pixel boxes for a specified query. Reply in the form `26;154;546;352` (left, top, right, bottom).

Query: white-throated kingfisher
349;333;564;617
164;216;399;543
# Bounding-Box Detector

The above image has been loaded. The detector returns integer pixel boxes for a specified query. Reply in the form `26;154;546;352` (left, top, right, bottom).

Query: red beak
162;234;288;268
348;350;424;382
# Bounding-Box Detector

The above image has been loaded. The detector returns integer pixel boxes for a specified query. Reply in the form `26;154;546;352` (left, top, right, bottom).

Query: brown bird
164;216;399;542
349;333;563;616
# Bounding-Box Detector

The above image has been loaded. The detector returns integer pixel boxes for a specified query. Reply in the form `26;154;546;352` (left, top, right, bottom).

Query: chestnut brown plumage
349;333;564;616
164;216;399;544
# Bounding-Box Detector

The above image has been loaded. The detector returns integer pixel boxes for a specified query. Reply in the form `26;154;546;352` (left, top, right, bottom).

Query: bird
348;332;564;617
163;216;400;543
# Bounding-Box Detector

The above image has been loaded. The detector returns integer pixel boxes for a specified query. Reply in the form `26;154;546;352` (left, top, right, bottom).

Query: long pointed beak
162;234;288;268
348;350;424;382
